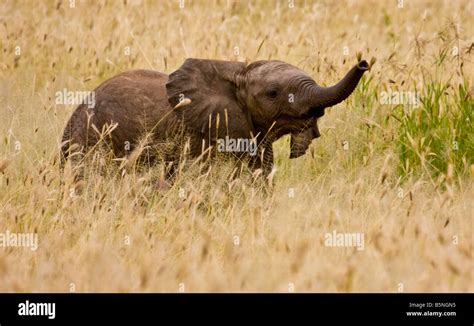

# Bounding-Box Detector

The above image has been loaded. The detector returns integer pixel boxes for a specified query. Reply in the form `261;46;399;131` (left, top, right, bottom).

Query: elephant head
166;58;368;161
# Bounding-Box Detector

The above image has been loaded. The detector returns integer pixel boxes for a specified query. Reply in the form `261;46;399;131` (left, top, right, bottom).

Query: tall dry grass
0;0;472;292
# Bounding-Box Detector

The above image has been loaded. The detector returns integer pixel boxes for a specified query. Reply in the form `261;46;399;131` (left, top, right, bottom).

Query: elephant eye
266;89;279;99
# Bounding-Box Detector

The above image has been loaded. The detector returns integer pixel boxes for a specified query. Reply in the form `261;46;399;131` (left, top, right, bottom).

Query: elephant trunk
310;60;369;109
289;60;369;159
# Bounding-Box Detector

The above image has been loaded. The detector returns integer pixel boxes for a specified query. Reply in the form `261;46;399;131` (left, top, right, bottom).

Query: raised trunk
311;60;369;109
289;60;369;159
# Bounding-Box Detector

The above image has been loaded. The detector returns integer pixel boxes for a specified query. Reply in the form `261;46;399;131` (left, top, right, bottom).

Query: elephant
60;58;369;179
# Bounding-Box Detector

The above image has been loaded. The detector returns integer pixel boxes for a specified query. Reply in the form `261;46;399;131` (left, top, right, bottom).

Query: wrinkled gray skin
61;58;369;177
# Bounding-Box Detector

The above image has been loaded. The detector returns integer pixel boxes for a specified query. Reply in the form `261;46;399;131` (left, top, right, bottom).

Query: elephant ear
289;120;321;159
166;58;254;141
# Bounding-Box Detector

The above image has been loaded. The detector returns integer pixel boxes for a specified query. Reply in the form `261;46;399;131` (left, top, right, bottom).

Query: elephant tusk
174;98;192;109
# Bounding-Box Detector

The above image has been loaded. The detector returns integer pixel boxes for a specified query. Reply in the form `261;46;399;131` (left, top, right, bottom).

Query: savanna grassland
0;0;472;292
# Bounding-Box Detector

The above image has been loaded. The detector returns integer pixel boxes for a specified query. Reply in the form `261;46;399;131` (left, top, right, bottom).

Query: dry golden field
0;0;472;292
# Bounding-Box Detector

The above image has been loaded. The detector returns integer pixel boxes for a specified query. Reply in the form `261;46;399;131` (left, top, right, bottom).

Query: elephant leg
162;131;206;181
60;105;98;181
261;142;274;177
248;137;274;178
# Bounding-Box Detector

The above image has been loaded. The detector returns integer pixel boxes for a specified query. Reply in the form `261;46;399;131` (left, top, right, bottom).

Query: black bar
0;293;472;323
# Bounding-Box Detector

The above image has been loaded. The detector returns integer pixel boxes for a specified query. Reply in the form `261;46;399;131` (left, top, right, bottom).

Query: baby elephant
61;58;369;177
